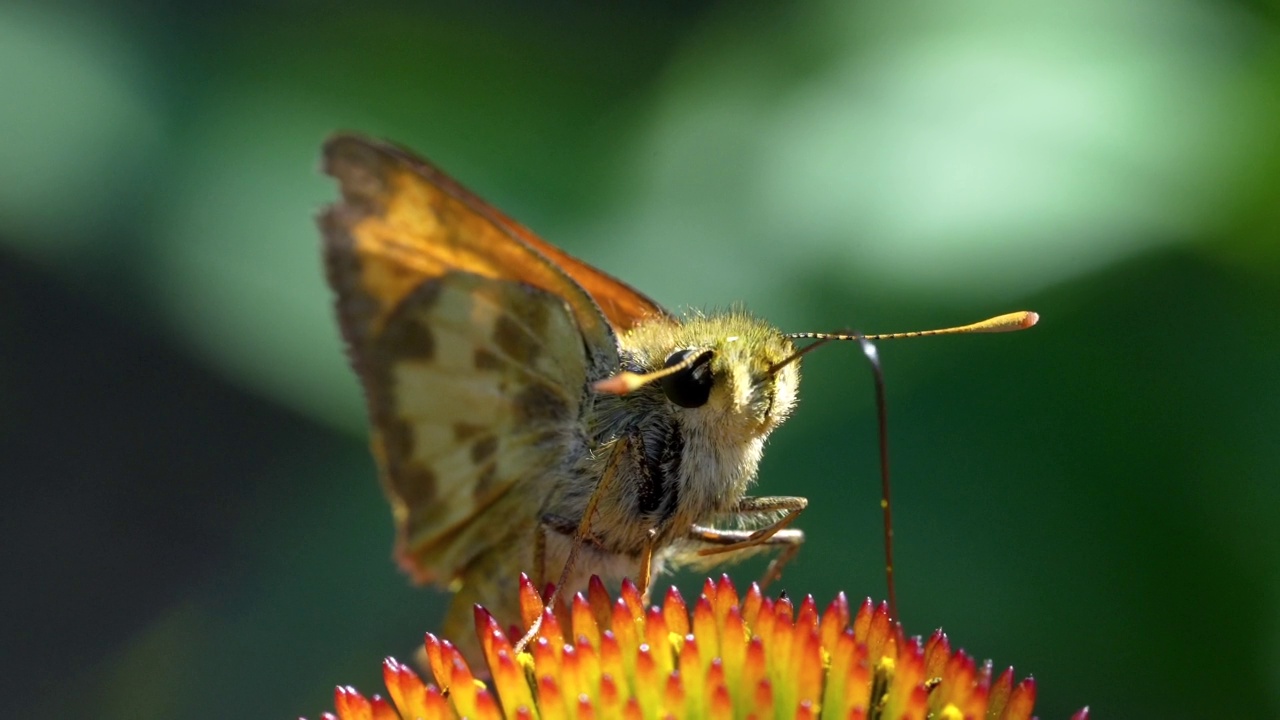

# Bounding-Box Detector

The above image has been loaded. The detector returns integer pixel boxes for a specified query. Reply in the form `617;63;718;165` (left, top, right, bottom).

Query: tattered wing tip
321;133;396;214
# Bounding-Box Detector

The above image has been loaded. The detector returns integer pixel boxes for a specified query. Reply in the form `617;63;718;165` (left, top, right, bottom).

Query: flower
314;575;1088;720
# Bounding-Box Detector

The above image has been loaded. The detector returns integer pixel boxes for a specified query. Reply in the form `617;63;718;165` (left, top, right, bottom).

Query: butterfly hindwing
358;271;588;582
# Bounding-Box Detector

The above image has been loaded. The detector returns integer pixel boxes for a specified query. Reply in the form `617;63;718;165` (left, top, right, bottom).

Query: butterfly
318;133;1037;665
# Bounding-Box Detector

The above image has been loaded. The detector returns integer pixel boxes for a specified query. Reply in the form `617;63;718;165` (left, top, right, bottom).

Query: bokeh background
4;1;1279;717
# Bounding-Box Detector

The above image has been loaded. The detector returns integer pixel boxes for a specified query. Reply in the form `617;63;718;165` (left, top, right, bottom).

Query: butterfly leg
516;440;627;653
540;516;658;603
534;514;591;590
533;519;547;591
691;495;808;587
687;524;805;588
697;496;808;553
638;527;659;604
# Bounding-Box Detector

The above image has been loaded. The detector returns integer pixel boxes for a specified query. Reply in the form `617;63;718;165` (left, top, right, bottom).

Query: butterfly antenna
776;309;1040;623
786;310;1038;344
593;349;713;395
771;311;1037;375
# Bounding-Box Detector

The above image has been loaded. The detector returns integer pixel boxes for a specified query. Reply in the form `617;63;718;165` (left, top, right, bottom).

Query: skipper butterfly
319;134;1037;664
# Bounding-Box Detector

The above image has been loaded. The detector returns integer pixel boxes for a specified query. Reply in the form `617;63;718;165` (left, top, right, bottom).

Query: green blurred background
3;0;1279;717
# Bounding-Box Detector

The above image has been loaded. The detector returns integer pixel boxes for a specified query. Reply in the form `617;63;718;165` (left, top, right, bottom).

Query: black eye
659;349;714;408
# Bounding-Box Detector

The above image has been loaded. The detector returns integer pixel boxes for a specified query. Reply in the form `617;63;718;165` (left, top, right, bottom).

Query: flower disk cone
312;574;1088;720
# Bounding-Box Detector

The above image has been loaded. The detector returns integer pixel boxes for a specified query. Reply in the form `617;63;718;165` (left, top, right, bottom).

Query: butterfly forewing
362;136;673;333
320;135;668;375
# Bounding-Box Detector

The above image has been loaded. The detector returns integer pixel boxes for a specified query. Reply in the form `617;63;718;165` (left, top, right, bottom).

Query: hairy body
321;135;807;663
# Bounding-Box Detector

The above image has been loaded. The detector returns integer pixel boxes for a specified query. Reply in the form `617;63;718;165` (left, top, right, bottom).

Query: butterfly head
599;313;801;437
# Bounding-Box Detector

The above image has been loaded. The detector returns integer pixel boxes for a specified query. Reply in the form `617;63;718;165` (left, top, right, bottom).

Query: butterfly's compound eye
659;349;715;408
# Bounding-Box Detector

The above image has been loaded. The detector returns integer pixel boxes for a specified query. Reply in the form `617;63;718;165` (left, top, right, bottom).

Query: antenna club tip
979;310;1039;333
593;373;641;395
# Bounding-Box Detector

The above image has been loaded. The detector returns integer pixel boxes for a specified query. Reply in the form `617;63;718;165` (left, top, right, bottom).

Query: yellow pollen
667;631;685;654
